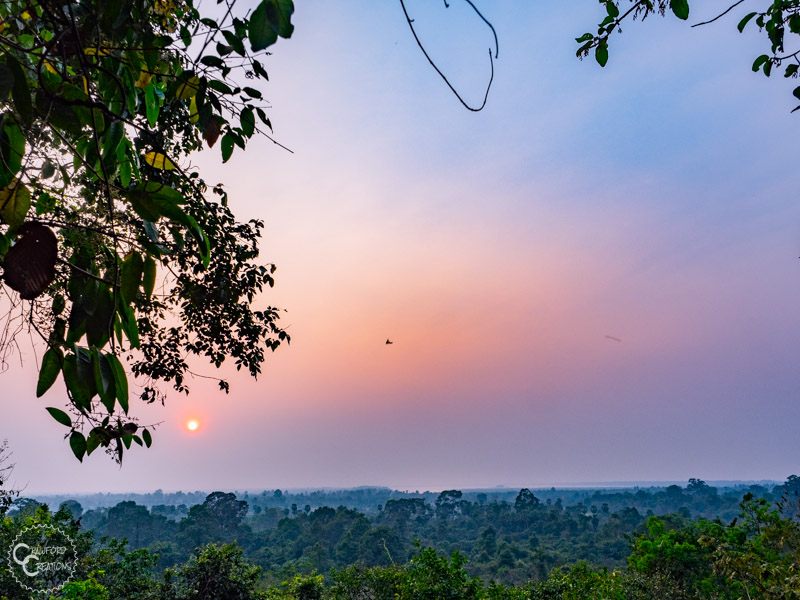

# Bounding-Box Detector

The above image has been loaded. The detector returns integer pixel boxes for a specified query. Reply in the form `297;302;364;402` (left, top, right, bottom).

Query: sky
3;0;800;494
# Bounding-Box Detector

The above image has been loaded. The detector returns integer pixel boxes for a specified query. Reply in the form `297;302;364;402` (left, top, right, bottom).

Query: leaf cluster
576;0;800;111
0;0;294;462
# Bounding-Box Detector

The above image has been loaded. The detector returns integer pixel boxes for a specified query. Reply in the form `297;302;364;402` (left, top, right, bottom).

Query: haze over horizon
21;479;789;500
3;0;800;495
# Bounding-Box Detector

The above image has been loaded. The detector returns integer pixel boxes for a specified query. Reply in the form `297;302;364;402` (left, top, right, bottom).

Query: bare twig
692;0;746;27
56;257;112;285
398;0;497;112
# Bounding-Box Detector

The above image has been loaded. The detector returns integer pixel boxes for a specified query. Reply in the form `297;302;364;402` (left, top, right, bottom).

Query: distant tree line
2;476;800;599
9;476;799;589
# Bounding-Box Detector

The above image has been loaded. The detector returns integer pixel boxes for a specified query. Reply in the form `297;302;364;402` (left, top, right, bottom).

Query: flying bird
605;335;622;342
386;339;393;345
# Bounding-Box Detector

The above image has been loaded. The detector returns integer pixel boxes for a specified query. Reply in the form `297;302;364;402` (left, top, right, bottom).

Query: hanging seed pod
2;222;57;299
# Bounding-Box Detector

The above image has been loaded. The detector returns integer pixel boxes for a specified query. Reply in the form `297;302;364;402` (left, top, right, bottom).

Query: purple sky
3;0;800;494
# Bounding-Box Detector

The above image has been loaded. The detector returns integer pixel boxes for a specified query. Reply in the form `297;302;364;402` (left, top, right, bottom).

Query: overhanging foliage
0;0;294;462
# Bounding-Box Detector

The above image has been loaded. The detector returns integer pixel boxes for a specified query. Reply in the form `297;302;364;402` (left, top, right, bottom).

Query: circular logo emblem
7;524;77;595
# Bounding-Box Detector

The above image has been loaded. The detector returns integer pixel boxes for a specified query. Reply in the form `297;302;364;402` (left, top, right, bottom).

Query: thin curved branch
691;0;746;27
56;258;112;285
398;0;497;112
461;0;499;59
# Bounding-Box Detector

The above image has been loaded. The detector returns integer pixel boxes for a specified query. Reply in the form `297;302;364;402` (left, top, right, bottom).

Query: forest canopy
4;478;800;598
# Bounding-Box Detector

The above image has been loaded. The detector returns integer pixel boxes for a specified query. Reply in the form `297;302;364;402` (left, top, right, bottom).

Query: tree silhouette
0;0;294;462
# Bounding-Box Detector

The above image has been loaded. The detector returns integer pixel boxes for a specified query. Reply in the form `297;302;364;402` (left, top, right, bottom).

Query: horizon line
22;479;785;498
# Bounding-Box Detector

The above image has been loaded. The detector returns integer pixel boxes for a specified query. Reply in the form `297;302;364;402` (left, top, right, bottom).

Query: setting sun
186;420;199;432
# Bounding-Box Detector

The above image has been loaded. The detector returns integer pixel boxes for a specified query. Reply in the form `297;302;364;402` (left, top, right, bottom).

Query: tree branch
692;0;746;27
398;0;497;112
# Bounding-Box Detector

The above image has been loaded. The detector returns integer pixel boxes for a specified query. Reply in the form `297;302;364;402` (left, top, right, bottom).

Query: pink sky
3;0;800;494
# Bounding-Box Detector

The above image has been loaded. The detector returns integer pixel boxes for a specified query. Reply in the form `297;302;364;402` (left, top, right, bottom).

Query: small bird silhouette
605;335;622;342
385;339;393;345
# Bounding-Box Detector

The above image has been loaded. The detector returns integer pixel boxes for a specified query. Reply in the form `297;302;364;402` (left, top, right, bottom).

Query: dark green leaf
70;431;87;462
208;79;234;94
222;30;246;55
180;25;192;47
0;180;31;229
240;107;255;137
92;351;116;413
126;182;184;221
154;35;173;49
0;119;25;189
85;285;114;347
738;11;757;32
106;354;129;414
46;406;72;427
143;220;159;243
41;159;56;179
201;55;225;68
5;54;32;126
221;132;234;162
35;191;55;215
139;181;185;205
63;348;96;410
256;107;272;131
145;84;159;127
0;64;12;100
101;120;125;168
251;60;269;80
142;428;152;447
120;251;144;303
249;1;277;51
86;431;101;455
669;0;689;20
249;0;294;51
116;295;140;348
790;14;800;34
120;159;132;188
52;294;66;316
37;348;63;397
595;40;609;67
266;0;295;38
143;35;159;70
143;256;156;299
753;54;770;72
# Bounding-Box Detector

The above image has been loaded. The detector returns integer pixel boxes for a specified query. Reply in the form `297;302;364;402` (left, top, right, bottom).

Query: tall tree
177;491;249;552
0;0;294;462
